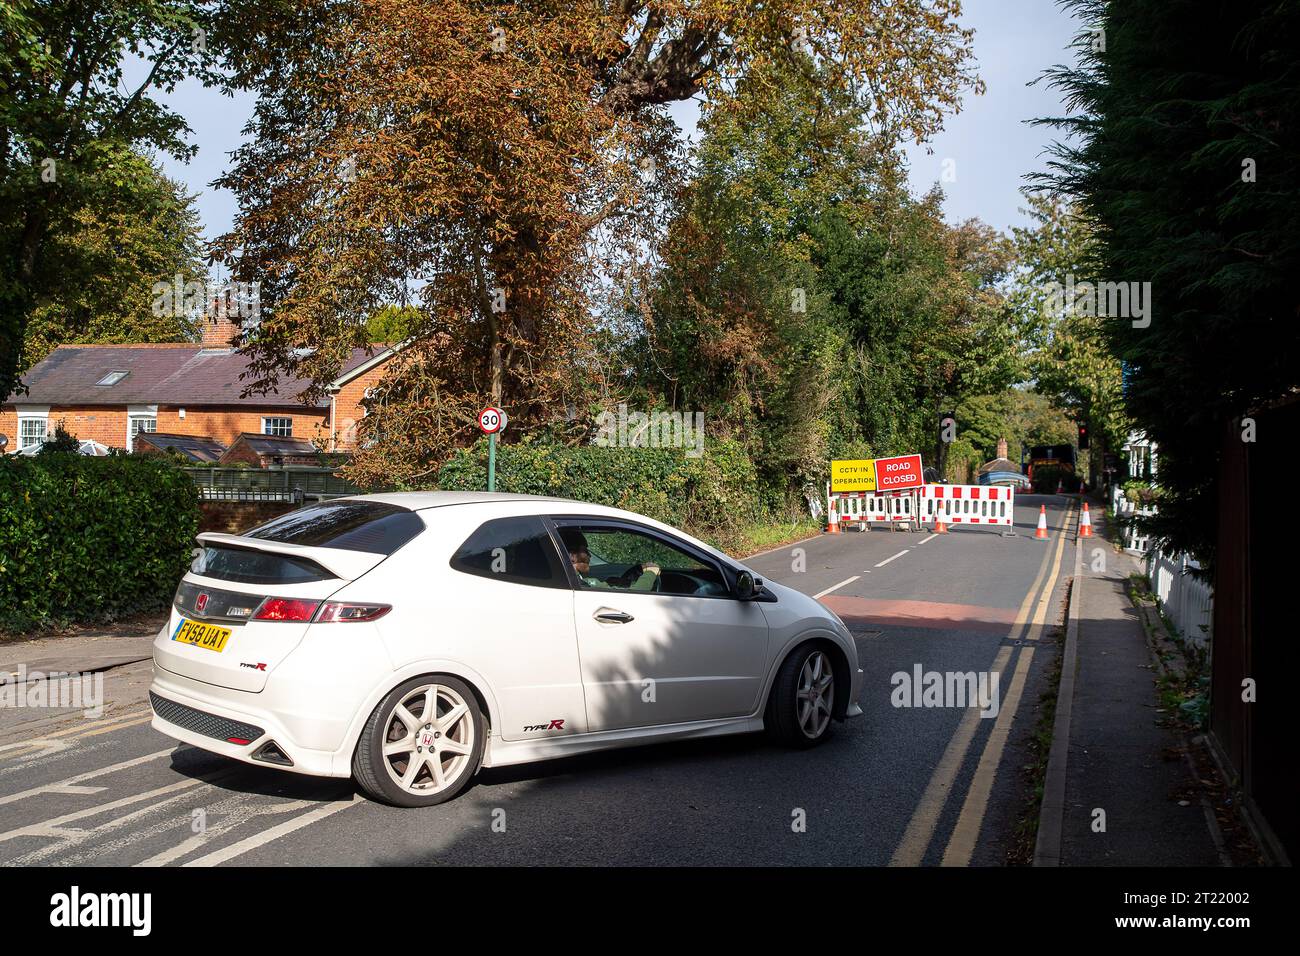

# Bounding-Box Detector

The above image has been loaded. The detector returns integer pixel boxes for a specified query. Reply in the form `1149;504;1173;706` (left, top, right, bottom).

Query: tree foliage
1008;192;1128;484
0;0;222;399
639;57;1017;499
211;0;982;485
1032;0;1300;563
22;151;205;365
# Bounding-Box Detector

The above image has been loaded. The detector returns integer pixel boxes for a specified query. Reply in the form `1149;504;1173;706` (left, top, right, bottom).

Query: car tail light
314;602;392;623
252;598;321;622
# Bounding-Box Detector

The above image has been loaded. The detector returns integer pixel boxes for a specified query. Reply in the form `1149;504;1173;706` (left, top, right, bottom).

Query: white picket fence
1109;484;1212;647
1146;550;1214;648
1111;485;1157;553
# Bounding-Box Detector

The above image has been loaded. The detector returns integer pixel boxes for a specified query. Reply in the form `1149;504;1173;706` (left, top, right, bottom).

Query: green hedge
437;437;761;539
0;455;200;631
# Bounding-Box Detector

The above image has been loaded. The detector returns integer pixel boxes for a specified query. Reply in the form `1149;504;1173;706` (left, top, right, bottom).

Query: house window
263;417;293;437
96;370;129;386
19;416;48;449
128;415;156;452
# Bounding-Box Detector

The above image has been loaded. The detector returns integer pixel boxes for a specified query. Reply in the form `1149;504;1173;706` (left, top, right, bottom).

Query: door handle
593;608;635;624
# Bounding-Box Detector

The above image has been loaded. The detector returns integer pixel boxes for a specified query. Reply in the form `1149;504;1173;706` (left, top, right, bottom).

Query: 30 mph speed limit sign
478;406;507;435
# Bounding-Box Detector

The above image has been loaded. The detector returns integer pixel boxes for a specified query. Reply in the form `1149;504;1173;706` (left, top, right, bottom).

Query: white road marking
4;770;244;868
0;770;218;843
182;794;363;867
136;796;318;868
813;576;860;599
0;748;174;808
918;533;939;544
874;550;910;568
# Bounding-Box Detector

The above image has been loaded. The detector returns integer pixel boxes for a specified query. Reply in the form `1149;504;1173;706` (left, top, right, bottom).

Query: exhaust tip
251;740;294;767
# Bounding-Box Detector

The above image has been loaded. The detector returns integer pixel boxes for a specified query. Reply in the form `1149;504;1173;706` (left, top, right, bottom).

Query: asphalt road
0;495;1076;866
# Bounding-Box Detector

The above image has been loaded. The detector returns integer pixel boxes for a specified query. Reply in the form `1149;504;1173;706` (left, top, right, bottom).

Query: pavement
1037;505;1225;867
0;629;157;740
0;493;1225;866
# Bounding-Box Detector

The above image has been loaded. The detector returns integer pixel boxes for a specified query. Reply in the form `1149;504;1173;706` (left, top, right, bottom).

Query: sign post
477;406;507;492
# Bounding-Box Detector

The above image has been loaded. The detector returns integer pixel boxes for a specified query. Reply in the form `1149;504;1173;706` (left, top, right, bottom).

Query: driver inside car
560;528;660;591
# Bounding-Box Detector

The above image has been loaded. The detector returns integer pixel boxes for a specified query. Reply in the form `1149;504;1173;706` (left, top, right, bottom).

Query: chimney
996;437;1008;460
201;288;242;348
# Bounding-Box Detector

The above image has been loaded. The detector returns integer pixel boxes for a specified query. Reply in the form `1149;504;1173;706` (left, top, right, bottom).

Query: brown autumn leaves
214;0;980;485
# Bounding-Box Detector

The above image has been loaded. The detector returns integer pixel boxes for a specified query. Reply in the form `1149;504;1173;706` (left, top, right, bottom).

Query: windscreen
191;546;334;585
245;501;424;555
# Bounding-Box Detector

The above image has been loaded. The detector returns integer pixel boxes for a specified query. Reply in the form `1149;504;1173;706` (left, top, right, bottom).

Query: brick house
1;314;399;454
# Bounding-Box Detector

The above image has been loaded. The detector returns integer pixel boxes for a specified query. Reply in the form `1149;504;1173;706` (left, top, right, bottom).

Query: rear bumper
148;667;351;778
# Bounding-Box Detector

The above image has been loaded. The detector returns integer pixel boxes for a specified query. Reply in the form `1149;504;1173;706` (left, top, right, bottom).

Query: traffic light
1078;422;1090;451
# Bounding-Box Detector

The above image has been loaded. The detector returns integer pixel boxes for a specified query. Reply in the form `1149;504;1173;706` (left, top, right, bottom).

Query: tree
641;56;1018;499
1032;0;1300;563
22;151;205;365
212;0;982;481
0;0;222;399
363;304;421;345
954;388;1076;466
1009;192;1128;488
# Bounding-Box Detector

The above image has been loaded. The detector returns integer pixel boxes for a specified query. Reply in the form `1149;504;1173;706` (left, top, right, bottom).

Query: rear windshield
245;501;424;555
192;546;333;584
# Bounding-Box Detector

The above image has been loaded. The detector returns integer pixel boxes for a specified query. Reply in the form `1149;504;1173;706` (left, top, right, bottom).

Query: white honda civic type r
149;492;864;806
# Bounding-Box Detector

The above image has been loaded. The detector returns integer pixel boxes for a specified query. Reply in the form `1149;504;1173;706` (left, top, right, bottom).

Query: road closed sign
830;459;878;493
874;453;924;491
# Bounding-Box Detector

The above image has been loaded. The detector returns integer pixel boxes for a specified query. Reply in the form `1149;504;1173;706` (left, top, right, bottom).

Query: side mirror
735;570;757;601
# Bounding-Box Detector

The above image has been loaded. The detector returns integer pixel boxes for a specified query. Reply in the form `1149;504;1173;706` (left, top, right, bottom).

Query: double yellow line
889;502;1074;867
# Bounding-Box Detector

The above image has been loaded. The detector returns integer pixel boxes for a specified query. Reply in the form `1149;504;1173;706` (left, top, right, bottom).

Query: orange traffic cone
1034;505;1049;540
1056;478;1064;494
934;507;948;533
1079;502;1093;537
827;504;840;534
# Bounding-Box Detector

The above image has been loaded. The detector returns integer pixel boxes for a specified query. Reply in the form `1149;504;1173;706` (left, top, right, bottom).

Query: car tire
352;675;485;807
765;644;837;748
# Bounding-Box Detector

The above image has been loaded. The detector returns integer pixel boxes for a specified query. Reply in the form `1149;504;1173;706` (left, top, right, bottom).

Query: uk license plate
172;618;232;653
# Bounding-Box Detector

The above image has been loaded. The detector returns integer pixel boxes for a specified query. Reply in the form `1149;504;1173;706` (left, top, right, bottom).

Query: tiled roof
134;432;228;462
226;432;320;457
978;457;1020;474
13;344;386;408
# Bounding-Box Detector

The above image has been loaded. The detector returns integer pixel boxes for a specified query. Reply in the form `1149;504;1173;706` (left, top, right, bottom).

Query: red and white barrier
827;488;920;530
919;484;1015;530
826;482;1016;534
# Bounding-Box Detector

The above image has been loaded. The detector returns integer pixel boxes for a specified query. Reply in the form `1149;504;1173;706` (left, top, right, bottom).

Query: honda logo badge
196;592;209;613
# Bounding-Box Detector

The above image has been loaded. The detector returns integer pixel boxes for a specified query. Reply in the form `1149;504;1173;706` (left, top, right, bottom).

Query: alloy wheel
381;683;476;795
796;651;834;739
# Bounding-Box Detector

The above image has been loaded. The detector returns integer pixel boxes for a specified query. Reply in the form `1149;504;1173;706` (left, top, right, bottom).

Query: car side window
450;516;569;589
554;524;729;597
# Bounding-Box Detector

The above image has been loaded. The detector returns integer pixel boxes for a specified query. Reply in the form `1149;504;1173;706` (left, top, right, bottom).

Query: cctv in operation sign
830;459;878;493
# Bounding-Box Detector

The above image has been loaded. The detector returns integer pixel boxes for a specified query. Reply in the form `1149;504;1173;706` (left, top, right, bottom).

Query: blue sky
150;0;1082;248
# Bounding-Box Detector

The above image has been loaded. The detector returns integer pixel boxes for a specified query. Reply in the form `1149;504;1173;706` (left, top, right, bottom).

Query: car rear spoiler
195;532;386;582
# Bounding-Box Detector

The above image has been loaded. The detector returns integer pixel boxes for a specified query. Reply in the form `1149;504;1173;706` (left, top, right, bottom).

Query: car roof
329;492;734;563
340;491;575;509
